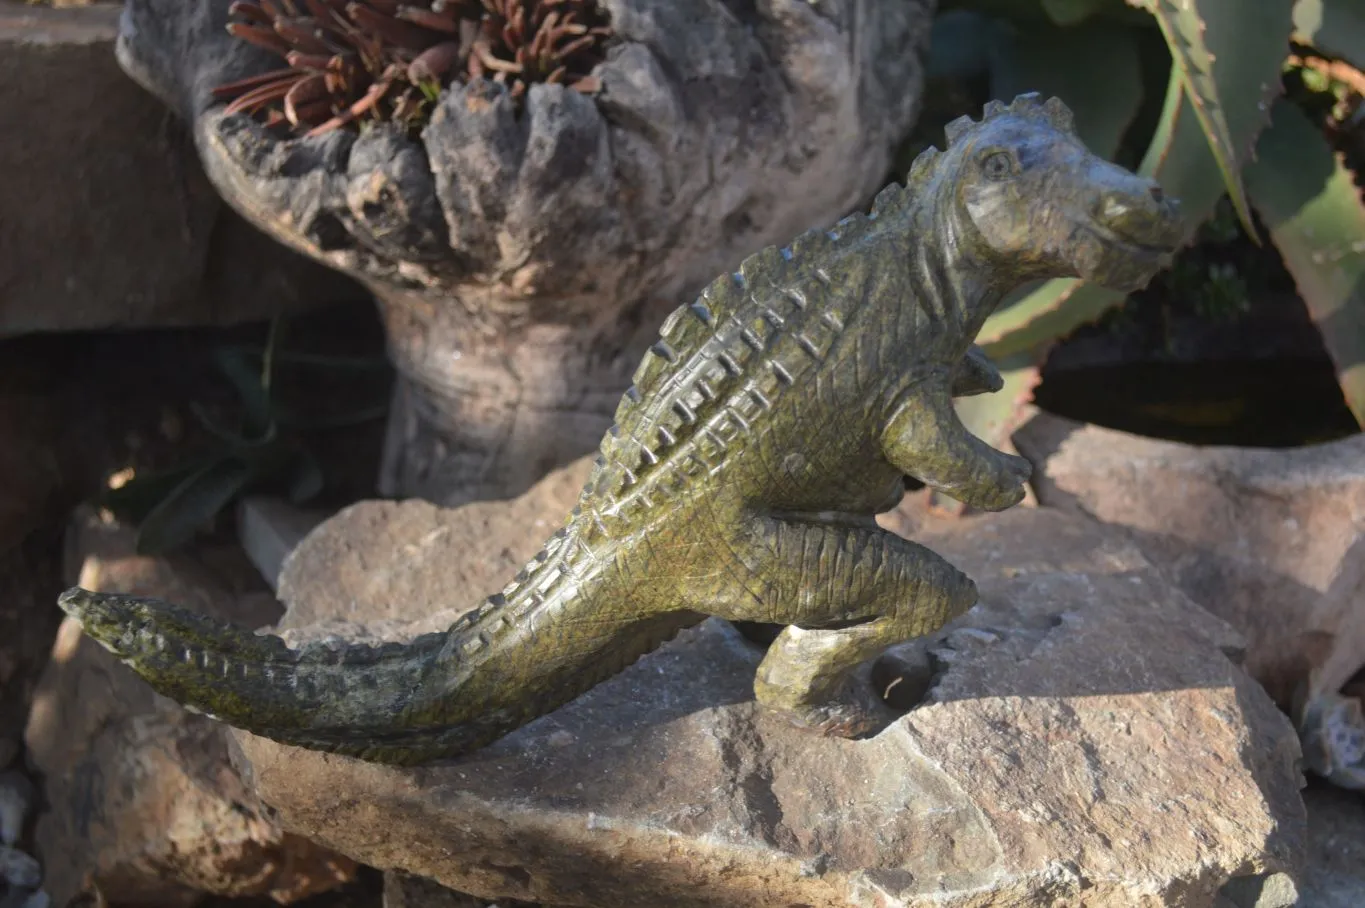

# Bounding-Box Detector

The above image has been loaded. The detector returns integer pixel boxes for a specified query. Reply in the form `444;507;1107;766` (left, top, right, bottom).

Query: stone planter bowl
113;0;934;505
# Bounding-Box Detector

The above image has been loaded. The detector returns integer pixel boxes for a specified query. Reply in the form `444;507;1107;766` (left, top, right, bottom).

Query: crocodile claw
768;676;900;740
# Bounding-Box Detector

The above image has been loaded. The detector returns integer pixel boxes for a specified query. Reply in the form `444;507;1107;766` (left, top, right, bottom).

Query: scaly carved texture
61;96;1186;765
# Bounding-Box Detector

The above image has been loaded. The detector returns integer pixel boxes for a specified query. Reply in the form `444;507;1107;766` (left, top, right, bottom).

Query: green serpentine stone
59;94;1183;766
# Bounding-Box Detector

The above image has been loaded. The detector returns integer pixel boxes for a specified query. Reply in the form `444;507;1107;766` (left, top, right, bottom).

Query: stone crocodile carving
59;94;1183;765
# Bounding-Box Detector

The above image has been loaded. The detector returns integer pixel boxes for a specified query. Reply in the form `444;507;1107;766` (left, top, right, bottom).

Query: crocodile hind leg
709;516;978;738
882;383;1032;511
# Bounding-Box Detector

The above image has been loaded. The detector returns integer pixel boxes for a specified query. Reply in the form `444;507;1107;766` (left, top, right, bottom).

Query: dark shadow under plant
102;316;392;554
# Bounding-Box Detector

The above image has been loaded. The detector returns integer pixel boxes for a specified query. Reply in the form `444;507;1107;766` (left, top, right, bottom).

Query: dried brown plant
213;0;612;137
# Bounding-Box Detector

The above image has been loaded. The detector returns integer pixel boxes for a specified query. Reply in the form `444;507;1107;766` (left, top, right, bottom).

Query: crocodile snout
1067;159;1184;293
1093;176;1184;251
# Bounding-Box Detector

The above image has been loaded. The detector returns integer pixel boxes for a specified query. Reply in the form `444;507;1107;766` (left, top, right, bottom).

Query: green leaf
989;17;1144;160
978;280;1124;359
212;345;275;440
1129;0;1294;239
1133;1;1290;221
977;0;1294;359
1292;0;1365;65
134;457;255;555
1244;99;1365;428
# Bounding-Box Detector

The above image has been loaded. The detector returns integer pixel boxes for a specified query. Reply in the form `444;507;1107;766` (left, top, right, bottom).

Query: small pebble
0;772;36;846
0;845;40;889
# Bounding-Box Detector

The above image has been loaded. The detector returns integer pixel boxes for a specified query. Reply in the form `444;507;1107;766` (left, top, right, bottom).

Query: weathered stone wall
0;4;368;337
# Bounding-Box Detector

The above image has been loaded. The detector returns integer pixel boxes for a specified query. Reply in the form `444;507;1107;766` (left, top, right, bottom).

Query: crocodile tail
56;586;497;764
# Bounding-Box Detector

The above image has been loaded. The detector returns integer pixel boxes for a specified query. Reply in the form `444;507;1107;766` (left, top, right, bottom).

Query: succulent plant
213;0;612;136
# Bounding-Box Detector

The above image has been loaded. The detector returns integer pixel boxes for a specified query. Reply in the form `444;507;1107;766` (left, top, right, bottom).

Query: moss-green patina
59;94;1183;765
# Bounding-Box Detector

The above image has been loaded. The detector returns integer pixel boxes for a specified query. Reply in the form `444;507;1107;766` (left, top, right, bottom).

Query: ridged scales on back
585;214;873;513
58;94;1185;765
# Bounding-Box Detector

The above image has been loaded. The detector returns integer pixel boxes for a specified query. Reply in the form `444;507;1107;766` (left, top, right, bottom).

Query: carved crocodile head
937;93;1184;295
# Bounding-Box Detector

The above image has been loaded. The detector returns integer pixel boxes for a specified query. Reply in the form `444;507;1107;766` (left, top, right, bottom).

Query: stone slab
0;4;366;336
25;507;359;907
223;459;1305;907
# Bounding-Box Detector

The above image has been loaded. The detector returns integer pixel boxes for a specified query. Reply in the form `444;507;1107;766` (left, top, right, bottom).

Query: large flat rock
26;508;359;907
1014;412;1365;789
0;4;366;336
223;458;1305;907
1298;785;1365;907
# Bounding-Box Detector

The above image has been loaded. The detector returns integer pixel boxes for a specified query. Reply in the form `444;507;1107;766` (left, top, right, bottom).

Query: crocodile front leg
950;345;1004;397
703;516;978;738
882;382;1031;511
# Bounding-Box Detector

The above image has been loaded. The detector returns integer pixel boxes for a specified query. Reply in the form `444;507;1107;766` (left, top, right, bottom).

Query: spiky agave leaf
1245;99;1365;429
214;0;613;137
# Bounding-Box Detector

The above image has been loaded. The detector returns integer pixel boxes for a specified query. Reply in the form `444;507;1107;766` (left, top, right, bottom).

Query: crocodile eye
981;151;1014;181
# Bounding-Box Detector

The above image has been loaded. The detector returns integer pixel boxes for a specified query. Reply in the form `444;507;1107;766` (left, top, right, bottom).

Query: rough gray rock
8;890;50;908
217;457;1306;907
0;4;366;337
25;508;359;907
384;871;539;908
1014;411;1365;789
1298;785;1365;907
0;531;65;791
0;846;40;891
1216;871;1298;908
236;497;331;593
0;772;36;848
112;0;934;505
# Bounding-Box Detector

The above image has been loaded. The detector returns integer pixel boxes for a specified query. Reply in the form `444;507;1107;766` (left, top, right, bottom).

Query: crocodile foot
768;675;899;740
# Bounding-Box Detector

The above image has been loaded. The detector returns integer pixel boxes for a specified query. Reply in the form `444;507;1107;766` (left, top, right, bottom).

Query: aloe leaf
977;1;1293;359
1292;0;1365;65
939;351;1045;515
1132;2;1289;218
977;281;1124;360
988;17;1144;160
212;345;276;440
1129;0;1293;238
1244;100;1365;428
134;457;255;555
